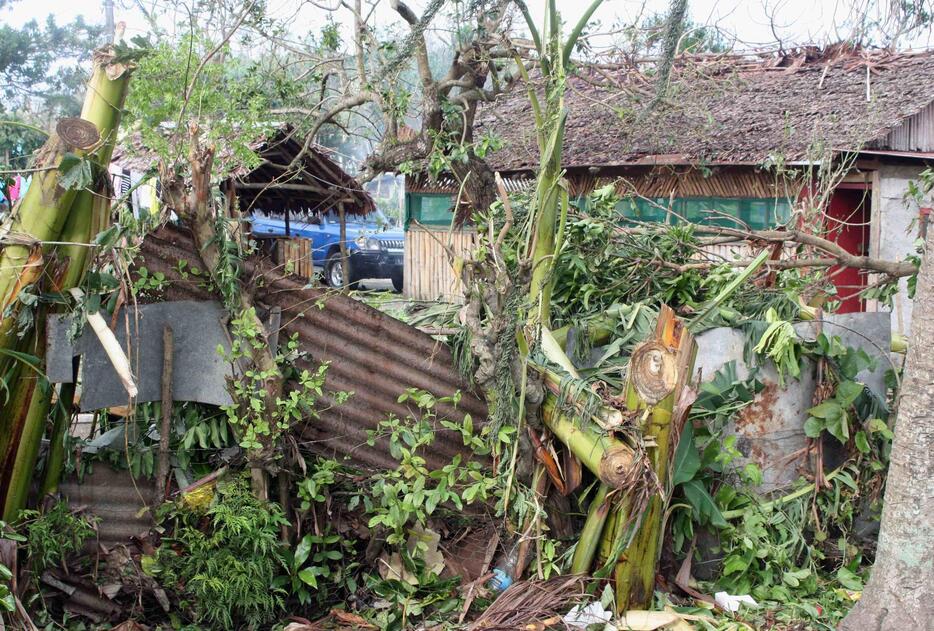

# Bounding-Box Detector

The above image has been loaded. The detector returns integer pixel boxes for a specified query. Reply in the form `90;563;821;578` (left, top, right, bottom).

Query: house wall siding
871;163;926;335
872;102;934;152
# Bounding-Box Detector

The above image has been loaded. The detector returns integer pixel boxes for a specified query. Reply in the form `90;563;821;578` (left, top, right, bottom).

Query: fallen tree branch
611;223;918;277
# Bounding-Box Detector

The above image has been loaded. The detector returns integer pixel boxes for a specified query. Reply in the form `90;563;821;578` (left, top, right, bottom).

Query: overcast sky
7;0;929;51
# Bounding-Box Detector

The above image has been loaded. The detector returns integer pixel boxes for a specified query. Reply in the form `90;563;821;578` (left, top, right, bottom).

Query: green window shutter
405;193;456;228
617;197;791;230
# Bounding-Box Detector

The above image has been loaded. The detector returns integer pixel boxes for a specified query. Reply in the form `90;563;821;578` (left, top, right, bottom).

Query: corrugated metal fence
138;224;488;473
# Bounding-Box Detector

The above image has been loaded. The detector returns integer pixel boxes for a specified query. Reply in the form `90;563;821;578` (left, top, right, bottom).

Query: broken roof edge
472;46;934;173
229;124;376;216
111;124;376;217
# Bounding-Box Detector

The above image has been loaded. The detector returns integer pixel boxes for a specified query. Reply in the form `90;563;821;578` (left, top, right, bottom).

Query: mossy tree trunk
839;226;934;630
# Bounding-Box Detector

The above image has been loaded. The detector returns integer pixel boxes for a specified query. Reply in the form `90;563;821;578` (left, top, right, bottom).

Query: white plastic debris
714;591;758;613
563;602;617;630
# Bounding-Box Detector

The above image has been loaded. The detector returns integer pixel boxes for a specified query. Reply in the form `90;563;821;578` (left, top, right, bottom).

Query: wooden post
613;305;697;610
338;202;349;291
156;326;174;502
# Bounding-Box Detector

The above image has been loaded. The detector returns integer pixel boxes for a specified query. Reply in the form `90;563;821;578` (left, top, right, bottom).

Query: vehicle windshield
321;208;393;227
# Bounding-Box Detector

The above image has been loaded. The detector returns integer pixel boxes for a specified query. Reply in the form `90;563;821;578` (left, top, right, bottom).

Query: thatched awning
232;125;374;217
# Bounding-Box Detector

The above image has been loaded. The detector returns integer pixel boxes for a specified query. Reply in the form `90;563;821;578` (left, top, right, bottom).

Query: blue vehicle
250;210;405;291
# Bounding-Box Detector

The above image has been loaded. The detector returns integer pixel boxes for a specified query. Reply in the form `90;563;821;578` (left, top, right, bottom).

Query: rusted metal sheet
135;224;488;472
59;467;154;547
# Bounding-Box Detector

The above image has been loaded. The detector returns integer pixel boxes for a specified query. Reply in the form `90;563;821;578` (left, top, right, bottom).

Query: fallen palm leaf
467;575;588;631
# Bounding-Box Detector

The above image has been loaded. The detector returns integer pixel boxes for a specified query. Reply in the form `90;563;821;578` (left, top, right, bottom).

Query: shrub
148;477;288;629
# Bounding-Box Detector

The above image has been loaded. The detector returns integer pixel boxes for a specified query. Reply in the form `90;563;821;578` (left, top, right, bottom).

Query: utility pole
103;0;115;43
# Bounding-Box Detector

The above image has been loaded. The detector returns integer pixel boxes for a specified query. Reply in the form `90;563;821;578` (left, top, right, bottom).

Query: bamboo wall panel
404;227;477;302
568;169;793;199
409;168;796;200
275;237;313;278
699;242;795;262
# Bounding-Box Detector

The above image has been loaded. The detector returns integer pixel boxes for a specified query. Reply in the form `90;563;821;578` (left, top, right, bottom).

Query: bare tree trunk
451;155;497;221
840;226;934;631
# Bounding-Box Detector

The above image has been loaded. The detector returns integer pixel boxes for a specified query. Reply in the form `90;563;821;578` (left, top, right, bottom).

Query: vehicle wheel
326;252;359;289
390;270;403;293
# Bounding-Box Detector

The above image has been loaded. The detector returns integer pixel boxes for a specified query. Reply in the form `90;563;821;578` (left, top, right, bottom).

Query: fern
153;477;288;628
20;501;96;575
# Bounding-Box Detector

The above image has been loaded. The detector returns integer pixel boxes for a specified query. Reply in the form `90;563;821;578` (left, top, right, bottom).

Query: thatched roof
475;47;934;173
234;126;374;216
112;125;375;216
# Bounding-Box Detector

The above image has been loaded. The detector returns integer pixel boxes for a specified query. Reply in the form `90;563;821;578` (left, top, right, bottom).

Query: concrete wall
870;163;926;336
693;314;891;491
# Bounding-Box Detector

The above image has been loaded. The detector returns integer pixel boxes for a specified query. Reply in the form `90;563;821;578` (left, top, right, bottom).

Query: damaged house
403;47;934;336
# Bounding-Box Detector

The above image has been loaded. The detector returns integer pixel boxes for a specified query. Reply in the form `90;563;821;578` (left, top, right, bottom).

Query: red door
825;187;871;313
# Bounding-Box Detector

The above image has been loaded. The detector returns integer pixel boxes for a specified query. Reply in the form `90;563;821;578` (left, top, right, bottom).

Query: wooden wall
403;165;802;303
274;237;313;278
404;226;477;302
566;167;798;199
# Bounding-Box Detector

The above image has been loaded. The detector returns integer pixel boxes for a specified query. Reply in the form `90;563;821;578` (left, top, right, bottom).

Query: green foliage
751;307;801;386
19;501;95;575
130;265;168;298
147;477;288;628
421;125;504;181
0;564;10;613
0;118;47;172
364;551;462;631
0;14;103;170
297;457;340;509
123;35;273;177
65;402;236;483
356;389;499;545
862;239;923;306
614;12;728;58
290;456;367;609
669;362;763;552
0;15;103;170
666;337;892;628
284;530;358;606
221;312;348;452
472;185;813;327
0;521;24;614
57;153;96;191
711;465;874;628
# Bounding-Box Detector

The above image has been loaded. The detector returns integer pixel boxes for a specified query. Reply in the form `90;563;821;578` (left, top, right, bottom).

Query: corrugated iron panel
136;224;488;472
59;467;154;547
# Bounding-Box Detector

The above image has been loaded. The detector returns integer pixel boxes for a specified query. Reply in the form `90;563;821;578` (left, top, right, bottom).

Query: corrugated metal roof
136;224;489;472
59;467;154;547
